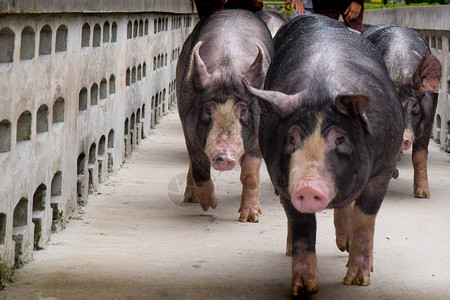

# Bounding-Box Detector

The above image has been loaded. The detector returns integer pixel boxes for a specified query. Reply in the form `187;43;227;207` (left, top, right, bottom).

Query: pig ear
335;94;371;133
187;41;213;90
244;44;265;88
242;79;303;118
412;48;441;92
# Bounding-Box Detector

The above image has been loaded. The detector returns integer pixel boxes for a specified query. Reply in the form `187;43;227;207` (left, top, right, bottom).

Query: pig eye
289;135;296;146
204;105;212;115
335;136;345;145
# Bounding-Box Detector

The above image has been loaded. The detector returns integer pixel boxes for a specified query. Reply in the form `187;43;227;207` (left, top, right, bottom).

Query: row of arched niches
0;12;196;273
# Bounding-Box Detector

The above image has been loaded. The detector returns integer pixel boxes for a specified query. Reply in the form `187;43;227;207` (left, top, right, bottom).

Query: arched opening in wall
98;135;106;182
124;118;129;155
157;55;161;68
111;22;117;43
447;79;450;94
163;89;167;113
144;19;149;35
20;26;35;61
0;120;11;153
127;21;132;39
126;68;131;86
53;97;65;124
132;67;136;83
165;17;168;31
107;129;114;172
446;121;450;152
109;75;116;95
93;24;101;48
430;36;436;48
100;78;107;101
36;105;49;134
143;62;147;77
165;53;167;66
124;118;129;135
55;25;68;53
130;113;135;146
162;18;165;32
88;143;96;193
91;83;98;105
133;20;138;38
13;198;28;266
436;114;441;144
103;21;110;44
136;108;141;124
139;20;143;36
158;18;162;32
17;111;32;142
142;104;146;119
50;171;62;231
32;184;46;249
0;27;14;71
39;25;52;57
77;153;86;204
81;23;90;48
154;19;157;34
137;64;142;81
79;88;87;112
155;93;159;122
437;37;442;50
0;213;5;245
153;57;156;70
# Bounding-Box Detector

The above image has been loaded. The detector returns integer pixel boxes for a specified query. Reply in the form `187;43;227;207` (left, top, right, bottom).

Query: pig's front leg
334;202;354;252
343;204;375;286
412;149;429;198
183;158;218;211
343;174;389;286
238;154;262;222
283;200;319;296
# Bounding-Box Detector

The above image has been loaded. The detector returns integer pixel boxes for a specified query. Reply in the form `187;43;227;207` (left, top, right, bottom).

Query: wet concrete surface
1;111;450;300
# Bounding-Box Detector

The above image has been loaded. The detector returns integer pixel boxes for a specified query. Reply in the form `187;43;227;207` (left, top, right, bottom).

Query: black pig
362;25;442;198
176;9;273;222
244;15;403;296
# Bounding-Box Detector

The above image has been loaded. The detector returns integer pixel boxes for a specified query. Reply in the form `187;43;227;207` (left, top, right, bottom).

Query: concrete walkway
2;111;450;300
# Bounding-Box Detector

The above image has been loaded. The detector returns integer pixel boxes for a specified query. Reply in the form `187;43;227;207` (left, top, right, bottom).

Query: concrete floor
2;111;450;300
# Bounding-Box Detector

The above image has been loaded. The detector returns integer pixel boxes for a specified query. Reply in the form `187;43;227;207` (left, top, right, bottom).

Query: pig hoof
336;238;350;253
392;168;399;179
238;212;259;223
183;186;199;203
199;196;218;211
414;187;430;198
292;280;319;296
343;273;370;286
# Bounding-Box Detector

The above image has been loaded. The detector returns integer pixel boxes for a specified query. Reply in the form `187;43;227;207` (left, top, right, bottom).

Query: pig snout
290;182;331;213
402;129;414;151
212;152;237;171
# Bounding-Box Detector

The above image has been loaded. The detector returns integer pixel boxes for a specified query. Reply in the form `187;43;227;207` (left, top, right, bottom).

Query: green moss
0;260;12;289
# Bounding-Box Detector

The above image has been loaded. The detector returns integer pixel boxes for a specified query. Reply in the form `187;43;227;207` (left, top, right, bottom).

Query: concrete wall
0;1;197;286
364;6;450;152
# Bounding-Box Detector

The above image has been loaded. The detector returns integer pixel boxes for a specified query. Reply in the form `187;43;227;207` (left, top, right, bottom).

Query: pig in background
176;9;274;222
245;15;403;296
255;10;286;38
362;25;442;198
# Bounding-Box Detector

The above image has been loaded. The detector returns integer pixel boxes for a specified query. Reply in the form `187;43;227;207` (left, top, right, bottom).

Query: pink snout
211;153;237;171
291;186;330;213
402;130;413;151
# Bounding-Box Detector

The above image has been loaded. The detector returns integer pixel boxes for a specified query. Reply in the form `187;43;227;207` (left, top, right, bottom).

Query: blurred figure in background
191;0;263;19
284;0;364;32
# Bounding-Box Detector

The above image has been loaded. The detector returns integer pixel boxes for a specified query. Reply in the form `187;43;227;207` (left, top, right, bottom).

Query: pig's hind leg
238;154;262;222
183;158;218;211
